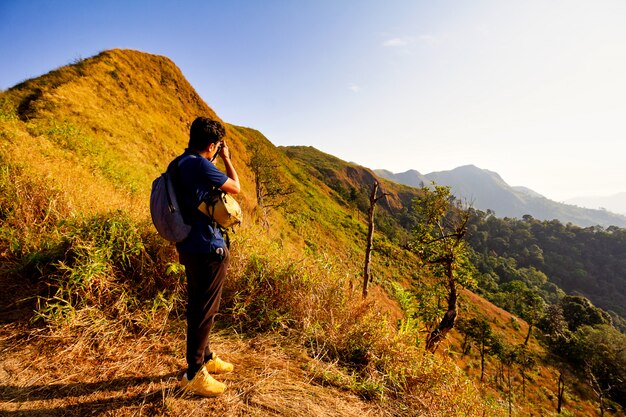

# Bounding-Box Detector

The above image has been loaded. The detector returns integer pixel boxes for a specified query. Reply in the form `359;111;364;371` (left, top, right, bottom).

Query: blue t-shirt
174;149;228;254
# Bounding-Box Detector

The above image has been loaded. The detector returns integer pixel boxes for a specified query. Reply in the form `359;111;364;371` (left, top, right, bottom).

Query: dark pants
178;248;230;379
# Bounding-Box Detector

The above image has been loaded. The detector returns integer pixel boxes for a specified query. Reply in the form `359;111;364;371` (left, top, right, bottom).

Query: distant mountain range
565;193;626;216
375;165;626;228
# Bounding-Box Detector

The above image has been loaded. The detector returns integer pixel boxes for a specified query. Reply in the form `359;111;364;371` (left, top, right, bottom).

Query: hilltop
0;49;616;416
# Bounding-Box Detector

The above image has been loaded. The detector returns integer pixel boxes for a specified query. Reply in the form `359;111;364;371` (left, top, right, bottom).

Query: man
174;116;240;397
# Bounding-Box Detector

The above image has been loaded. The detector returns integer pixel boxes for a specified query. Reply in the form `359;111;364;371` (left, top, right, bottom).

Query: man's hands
218;139;240;194
219;140;231;160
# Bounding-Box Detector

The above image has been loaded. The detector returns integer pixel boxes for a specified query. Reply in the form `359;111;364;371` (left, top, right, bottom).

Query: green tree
514;345;537;398
460;317;499;381
456;318;473;355
248;143;294;227
410;185;475;353
519;289;546;345
561;295;611;332
570;325;626;412
539;303;571;352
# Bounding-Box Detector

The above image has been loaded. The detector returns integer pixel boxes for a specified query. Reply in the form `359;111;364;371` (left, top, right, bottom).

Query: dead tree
588;368;607;417
362;181;389;299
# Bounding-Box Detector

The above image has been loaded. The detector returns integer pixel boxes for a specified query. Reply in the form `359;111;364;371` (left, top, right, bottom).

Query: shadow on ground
0;372;180;416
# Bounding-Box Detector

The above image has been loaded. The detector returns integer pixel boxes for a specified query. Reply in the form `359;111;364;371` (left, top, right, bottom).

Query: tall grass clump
0;97;18;122
0;160;71;257
0;167;185;337
29;212;186;336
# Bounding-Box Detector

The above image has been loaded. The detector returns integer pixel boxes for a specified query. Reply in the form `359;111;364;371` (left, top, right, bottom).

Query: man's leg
180;249;230;379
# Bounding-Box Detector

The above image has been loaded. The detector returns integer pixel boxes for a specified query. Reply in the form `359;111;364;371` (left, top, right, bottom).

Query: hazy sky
2;1;625;201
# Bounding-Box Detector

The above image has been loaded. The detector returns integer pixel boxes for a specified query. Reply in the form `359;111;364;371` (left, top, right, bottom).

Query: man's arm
219;141;240;195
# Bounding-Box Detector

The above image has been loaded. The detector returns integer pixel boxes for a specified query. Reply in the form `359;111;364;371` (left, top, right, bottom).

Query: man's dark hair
188;117;225;151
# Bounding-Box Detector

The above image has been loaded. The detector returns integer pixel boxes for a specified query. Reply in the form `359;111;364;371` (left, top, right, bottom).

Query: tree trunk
524;323;533;346
480;339;486;381
507;365;513;417
557;371;565;414
462;334;470;355
362;182;378;299
589;369;605;417
425;261;457;353
254;173;269;228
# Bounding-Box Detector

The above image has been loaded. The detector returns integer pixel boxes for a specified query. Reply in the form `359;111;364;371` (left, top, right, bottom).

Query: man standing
174;117;240;397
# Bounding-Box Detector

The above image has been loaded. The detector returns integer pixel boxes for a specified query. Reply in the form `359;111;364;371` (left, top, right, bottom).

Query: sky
1;0;625;202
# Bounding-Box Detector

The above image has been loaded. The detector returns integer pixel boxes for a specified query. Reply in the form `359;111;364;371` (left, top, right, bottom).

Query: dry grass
0;320;390;417
1;312;499;417
0;217;501;416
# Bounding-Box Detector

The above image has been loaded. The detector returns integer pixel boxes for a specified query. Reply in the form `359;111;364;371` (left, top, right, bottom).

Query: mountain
376;168;428;189
512;186;545;199
376;165;626;228
566;192;626;216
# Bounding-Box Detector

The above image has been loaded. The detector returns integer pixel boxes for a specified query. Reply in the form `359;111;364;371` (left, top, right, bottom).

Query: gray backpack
150;156;193;242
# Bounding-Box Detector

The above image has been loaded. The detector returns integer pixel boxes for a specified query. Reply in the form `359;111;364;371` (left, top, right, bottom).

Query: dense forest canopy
466;211;626;321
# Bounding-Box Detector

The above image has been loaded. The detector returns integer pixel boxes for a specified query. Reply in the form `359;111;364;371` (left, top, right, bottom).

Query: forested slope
467;213;626;321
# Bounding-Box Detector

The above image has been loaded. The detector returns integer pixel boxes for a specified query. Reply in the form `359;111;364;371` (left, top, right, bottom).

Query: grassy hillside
0;49;610;416
280;146;624;417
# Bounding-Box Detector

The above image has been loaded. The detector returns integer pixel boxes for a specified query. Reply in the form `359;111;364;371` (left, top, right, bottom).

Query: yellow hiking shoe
180;367;226;397
204;353;234;374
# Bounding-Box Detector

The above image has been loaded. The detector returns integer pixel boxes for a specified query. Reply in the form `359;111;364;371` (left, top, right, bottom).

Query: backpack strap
168;154;198;224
